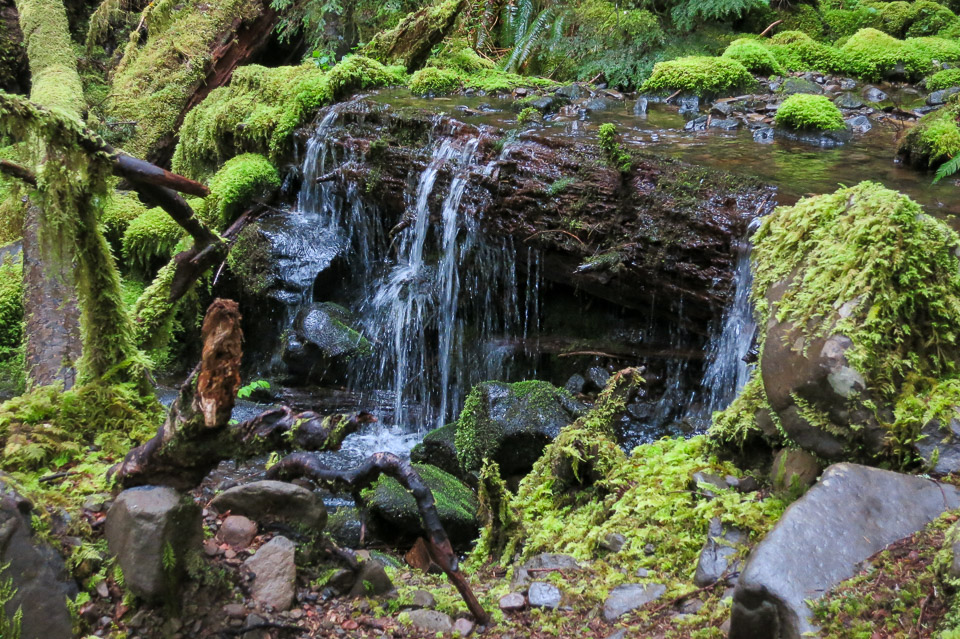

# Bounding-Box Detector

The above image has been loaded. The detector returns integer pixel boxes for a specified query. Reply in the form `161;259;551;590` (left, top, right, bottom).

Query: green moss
779;3;828;41
100;189;147;247
16;0;85;117
226;223;272;296
902;36;960;78
108;0;263;159
640;56;755;97
408;66;461;95
927;68;960;90
362;0;464;70
597;123;633;173
775;93;846;131
0;255;24;397
767;30;848;74
172;57;406;179
840;27;905;79
899;97;960;166
722;38;783;75
205;153;280;227
361;463;477;535
709;375;780;447
516;107;542;126
122;207;186;274
904;0;958;37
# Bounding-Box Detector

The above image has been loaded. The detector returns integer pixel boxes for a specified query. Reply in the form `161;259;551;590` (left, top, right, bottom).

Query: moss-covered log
362;0;466;72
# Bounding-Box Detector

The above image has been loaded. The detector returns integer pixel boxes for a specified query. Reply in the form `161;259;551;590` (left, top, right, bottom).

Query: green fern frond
934;154;960;184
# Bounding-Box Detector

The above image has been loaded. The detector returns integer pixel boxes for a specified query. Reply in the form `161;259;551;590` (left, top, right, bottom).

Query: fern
504;7;553;72
933;154;960;184
670;0;769;32
0;563;22;639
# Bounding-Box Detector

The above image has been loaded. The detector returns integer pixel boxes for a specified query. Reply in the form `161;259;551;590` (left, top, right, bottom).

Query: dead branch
0;159;36;186
267;452;490;624
759;19;783;37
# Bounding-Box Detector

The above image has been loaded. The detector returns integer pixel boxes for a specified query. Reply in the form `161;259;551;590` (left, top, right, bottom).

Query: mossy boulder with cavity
711;182;960;464
362;463;478;546
897;96;960;167
454;380;584;477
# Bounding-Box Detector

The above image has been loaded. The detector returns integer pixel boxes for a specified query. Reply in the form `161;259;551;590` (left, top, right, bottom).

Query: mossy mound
0;254;23;397
767;30;848;74
640;56;755;97
409;66;460;95
840;28;960;80
711;182;960;463
722;38;783;75
206;153;280;227
108;0;264;159
361;463;478;545
472;370;783;579
172;56;407;180
362;0;465;71
775;93;846;131
122;207;187;275
898;96;960;167
101;190;148;247
927;67;960;90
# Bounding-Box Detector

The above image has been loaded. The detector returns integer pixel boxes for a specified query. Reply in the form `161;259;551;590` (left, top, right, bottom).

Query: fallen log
267;451;491;624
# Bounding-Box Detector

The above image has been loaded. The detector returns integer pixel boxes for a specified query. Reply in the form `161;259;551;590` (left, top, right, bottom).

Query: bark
267;451;490;624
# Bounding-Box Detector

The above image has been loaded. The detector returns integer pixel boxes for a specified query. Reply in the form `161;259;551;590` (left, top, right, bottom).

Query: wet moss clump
722;38;783;75
100;190;148;247
898;95;960;167
0;255;24;397
766;31;847;74
206;153;280;227
927;68;960;90
640;56;755;97
122;207;187;275
409;66;460;95
775;93;846;131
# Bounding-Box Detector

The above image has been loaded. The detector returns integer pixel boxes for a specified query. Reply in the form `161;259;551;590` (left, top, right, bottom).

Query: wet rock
840;78;857;90
224;603;247;619
927;86;960;106
555;84;583;100
779;78;822;95
605;630;628;639
584;367;612;392
729;463;960;639
408;609;453;633
0;480;76;639
218;515;257;548
694;518;749;587
710;118;740;131
528;582;562;609
634;97;649;115
364;464;477;546
210;480;327;530
106;485;202;601
582;97;610;111
684;116;708;131
771;448;821;495
916;416;960;473
499;592;526;611
410;423;460;479
454;380;583;475
453;617;475;636
600;532;626;552
411;589;436;608
736;476;760;493
283;302;371;382
834;92;864;109
602;583;667;622
511;553;581;589
348;559;395;597
862;86;887;103
564;374;587;394
711;101;736;117
691;471;729;496
528;96;557;113
753;127;775;143
244;536;296;611
677;95;699;114
845;115;872;133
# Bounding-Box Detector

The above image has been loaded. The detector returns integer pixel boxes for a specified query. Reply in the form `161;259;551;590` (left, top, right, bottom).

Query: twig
557;350;626;359
665;89;682;103
0;159;37;186
759;19;783;37
916;592;932;637
219;622;305;637
38;471;77;483
524;229;585;245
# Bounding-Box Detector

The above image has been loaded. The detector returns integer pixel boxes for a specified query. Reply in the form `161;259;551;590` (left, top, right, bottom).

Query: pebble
411;590;436;609
528;582;562;609
223;603;246;619
499;592;526;611
453;618;475;636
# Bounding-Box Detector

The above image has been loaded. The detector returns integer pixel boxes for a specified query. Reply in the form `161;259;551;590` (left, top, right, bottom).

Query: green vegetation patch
122;207;186;275
775;93;846;131
100;189;148;246
722;38;783;75
409;66;461;95
767;30;847;74
899;96;960;167
206;153;280;227
598;123;633;172
0;255;24;397
640;56;755;97
927;68;960;91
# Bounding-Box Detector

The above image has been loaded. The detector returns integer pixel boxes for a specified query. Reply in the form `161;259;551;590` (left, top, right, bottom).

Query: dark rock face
730;463;960;639
409;423;460;479
282;302;370;382
105;485;203;601
693;518;748;587
0;479;76;639
916;416;960;474
210;480;327;530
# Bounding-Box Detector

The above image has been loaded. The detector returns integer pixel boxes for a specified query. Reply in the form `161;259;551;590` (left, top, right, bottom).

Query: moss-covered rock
767;30;847;74
640;56;755;97
897;96;960;167
281;302;372;383
408;66;460;95
722;38;783;75
454;379;583;477
775;93;846;131
101;189;148;247
362;463;478;546
839;28;960;80
904;0;958;37
205;153;280;227
927;67;960;90
711;182;960;465
121;207;187;275
363;0;465;71
410;422;460;479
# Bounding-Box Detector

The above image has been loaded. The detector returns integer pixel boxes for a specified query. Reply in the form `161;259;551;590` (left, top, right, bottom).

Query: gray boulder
0;481;76;639
602;583;666;621
834;92;864;109
347;559;395;597
862;86;888;102
283;302;371;382
694;518;749;587
771;448;821;496
845;115;872;133
105;485;202;601
916;416;960;473
409;423;460;479
511;553;581;589
779;78;823;95
730;463;960;639
210;480;327;530
528;582;562;609
407;609;453;633
455;380;583;475
244;536;296;611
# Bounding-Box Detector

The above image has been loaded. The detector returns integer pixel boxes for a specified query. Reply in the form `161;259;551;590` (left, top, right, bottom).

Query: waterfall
696;231;756;421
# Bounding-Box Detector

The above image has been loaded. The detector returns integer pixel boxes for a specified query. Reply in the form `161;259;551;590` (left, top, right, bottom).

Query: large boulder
712;183;960;463
362;464;477;546
105;485;202;601
0;480;76;639
729;463;960;638
410;423;460;479
210;480;327;531
454;380;583;476
282;302;372;383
